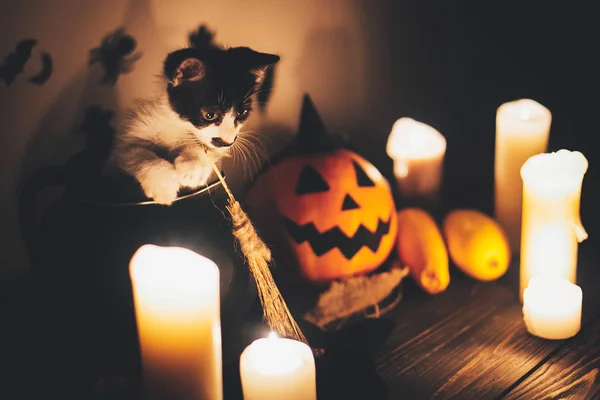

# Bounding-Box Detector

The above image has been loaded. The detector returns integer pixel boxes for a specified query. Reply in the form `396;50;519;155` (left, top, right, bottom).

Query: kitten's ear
230;47;280;83
164;48;206;87
250;52;280;84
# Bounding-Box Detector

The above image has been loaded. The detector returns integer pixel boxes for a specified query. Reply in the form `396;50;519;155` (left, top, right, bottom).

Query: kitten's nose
211;137;236;148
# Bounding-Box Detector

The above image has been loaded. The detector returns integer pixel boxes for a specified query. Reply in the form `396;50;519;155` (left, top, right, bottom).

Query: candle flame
244;336;306;376
520;107;531;120
521;150;588;194
386;117;446;160
500;98;551;123
129;245;220;312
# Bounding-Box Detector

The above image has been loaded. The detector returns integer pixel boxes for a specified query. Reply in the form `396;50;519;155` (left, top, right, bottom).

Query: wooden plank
429;304;560;399
373;272;513;362
297;273;518;400
503;317;600;400
375;282;514;376
378;291;562;399
370;270;561;400
376;244;600;400
502;245;600;400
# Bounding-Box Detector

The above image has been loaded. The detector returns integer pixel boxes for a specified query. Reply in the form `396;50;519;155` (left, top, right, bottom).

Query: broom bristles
208;161;307;344
227;201;307;343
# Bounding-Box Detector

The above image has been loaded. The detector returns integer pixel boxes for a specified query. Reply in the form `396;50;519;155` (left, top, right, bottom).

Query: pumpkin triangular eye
295;165;330;194
341;194;360;210
352;160;375;187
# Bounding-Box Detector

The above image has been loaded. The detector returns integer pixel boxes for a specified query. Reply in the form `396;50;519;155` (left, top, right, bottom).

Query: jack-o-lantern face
247;148;397;282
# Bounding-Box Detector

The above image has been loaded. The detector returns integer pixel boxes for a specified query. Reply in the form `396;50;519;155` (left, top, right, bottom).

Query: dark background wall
0;0;598;280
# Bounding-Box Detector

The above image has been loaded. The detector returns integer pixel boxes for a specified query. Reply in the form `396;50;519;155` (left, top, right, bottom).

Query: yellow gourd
443;210;511;281
396;208;450;294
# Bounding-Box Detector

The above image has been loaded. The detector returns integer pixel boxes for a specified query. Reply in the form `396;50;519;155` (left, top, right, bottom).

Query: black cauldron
19;154;257;375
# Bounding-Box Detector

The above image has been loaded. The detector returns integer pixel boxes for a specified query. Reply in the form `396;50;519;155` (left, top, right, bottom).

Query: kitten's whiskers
239;134;268;161
231;139;250;180
242;85;258;103
237;135;266;178
243;90;271;105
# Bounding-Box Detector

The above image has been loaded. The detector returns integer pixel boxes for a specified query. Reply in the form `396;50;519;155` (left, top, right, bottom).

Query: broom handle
209;162;236;202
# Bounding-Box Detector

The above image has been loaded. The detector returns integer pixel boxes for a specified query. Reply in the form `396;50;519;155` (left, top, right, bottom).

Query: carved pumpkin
245;95;397;282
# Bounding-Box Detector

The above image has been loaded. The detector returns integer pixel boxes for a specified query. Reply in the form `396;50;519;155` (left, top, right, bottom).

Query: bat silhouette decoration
0;38;54;87
0;38;37;86
29;52;53;85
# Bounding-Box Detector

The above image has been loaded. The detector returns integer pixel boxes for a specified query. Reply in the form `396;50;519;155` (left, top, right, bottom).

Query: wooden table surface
3;155;600;400
372;245;600;400
292;238;600;400
3;238;599;400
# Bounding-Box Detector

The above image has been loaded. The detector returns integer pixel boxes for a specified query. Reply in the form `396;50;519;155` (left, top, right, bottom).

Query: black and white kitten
109;46;279;204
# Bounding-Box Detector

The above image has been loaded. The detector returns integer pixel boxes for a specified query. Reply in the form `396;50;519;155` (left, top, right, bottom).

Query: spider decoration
188;24;217;49
89;28;142;86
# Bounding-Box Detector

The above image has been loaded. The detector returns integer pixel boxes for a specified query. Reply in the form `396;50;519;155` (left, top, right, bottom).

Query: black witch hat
295;94;348;154
261;94;348;173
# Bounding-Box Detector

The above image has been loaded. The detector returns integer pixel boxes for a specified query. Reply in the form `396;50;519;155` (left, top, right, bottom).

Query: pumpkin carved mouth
283;214;393;259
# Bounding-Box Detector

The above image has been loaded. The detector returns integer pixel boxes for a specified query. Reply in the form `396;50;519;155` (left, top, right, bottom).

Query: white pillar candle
523;276;582;340
129;245;223;400
240;332;316;400
519;150;588;300
386;117;447;202
494;99;552;252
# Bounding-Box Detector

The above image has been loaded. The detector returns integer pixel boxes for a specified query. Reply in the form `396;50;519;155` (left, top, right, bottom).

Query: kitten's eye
202;111;217;121
237;109;249;117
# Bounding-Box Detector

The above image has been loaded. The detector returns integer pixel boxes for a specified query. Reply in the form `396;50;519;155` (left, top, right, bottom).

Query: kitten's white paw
139;165;180;205
175;157;212;188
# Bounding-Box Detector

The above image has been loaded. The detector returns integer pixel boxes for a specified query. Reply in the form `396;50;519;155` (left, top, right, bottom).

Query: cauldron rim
74;175;225;208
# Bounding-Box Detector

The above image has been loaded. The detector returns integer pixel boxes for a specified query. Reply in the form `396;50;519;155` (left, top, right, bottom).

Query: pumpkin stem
296;94;345;154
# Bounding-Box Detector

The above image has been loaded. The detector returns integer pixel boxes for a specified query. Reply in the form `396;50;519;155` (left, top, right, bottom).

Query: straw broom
207;161;307;345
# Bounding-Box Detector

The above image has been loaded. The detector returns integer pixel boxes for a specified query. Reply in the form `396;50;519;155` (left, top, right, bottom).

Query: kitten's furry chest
123;94;196;148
